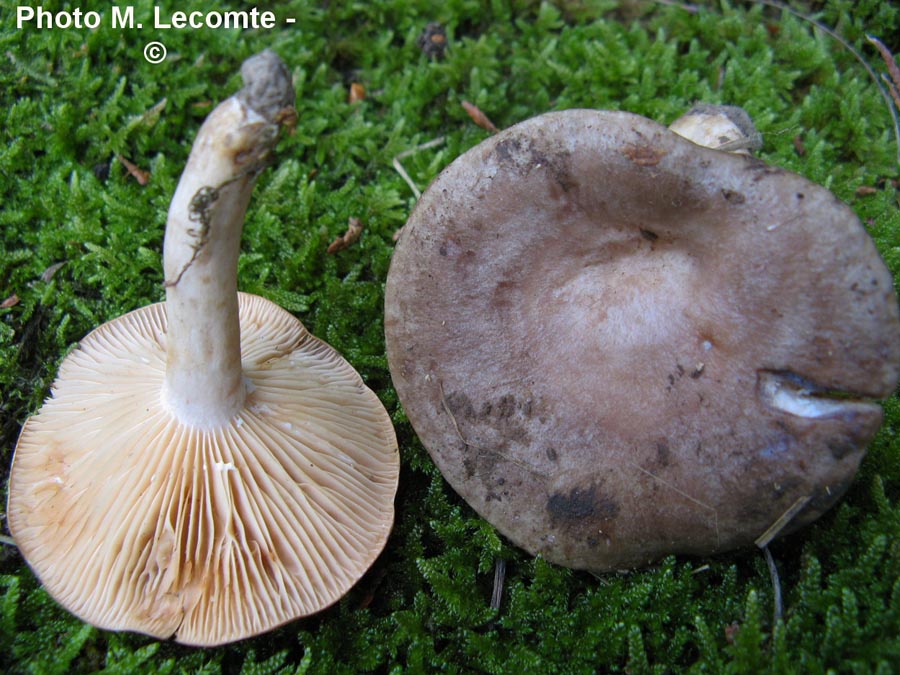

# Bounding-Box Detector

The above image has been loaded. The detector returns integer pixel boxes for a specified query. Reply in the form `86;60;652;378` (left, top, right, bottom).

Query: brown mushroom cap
9;293;398;646
384;109;900;572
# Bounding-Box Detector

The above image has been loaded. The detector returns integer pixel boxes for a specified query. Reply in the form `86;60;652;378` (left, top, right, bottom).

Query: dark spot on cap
494;137;523;164
547;483;619;523
721;189;746;204
827;438;858;460
656;439;671;467
622;143;666;167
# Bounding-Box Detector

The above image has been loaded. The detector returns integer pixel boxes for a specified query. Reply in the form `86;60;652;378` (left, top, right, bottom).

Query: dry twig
867;36;900;111
117;154;150;185
327;217;364;254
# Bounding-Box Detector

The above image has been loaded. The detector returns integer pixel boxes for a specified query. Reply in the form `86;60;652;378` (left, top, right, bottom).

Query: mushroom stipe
384;108;900;573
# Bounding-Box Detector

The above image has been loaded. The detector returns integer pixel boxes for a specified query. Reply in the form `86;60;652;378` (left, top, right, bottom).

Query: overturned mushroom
8;51;398;646
384;108;900;572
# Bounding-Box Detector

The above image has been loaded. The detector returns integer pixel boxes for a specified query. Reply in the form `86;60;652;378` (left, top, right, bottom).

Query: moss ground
2;1;900;672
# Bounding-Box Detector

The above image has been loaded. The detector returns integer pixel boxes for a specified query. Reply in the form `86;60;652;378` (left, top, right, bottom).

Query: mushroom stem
162;51;294;428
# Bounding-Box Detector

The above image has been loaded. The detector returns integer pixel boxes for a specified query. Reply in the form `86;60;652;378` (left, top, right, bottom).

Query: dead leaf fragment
327;217;364;254
461;101;499;133
138;98;167;127
856;185;878;197
349;82;366;104
41;261;66;282
117;155;150;185
724;622;740;645
1;294;19;309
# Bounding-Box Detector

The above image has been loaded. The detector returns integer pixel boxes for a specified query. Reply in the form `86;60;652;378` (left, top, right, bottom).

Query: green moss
2;1;899;672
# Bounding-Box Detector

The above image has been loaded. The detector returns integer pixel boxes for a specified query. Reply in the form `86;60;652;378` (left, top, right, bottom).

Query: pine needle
762;546;784;625
391;136;447;200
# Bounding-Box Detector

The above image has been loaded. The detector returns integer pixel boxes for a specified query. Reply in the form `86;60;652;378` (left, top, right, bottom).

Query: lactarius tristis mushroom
384;108;900;573
8;50;399;646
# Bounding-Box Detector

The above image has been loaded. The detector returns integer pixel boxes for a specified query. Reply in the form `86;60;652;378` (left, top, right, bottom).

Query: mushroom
384;108;900;573
8;50;399;646
667;103;762;153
